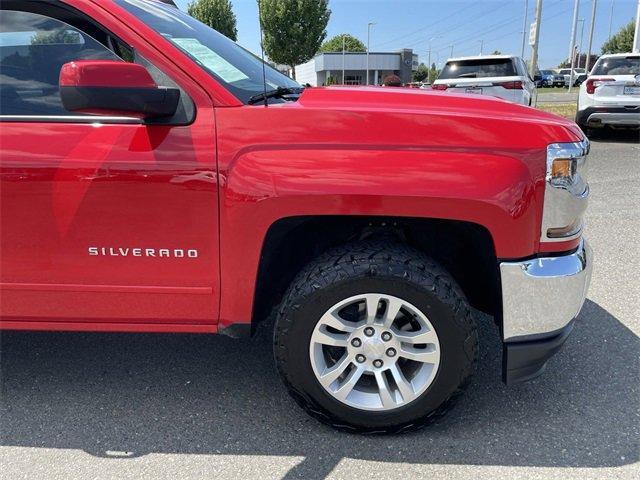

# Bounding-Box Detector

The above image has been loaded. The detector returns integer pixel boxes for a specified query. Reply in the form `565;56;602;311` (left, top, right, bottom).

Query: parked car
533;70;543;87
554;68;586;87
539;69;556;87
573;72;588;87
551;70;567;87
0;0;593;433
576;53;640;134
432;55;536;105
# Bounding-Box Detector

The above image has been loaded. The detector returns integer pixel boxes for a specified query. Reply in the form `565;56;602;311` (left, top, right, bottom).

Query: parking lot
1;132;638;480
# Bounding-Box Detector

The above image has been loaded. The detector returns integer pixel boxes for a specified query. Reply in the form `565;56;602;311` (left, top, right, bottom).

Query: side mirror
59;61;180;119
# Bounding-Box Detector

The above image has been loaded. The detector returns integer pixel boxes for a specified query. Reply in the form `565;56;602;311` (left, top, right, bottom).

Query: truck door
0;2;219;327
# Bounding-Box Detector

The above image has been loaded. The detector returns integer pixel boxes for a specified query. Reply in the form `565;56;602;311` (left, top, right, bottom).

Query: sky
174;0;638;69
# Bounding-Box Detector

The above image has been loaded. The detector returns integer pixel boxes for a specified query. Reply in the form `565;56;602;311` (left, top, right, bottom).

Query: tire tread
273;240;478;434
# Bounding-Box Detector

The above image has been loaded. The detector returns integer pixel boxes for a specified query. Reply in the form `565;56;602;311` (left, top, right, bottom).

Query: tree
259;0;331;79
30;29;81;45
601;19;635;54
491;50;502;55
428;63;439;84
319;34;366;53
558;53;599;69
382;74;402;86
412;62;429;82
188;0;238;41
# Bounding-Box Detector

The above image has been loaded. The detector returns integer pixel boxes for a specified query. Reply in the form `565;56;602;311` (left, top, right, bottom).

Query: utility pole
342;35;346;84
366;22;375;85
521;0;529;57
427;36;440;70
568;0;580;94
479;39;484;55
529;0;543;77
633;0;640;53
585;0;597;72
608;0;615;40
449;44;454;58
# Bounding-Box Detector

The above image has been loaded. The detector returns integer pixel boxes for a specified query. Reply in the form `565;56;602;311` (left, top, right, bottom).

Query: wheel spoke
394;328;438;345
399;346;439;364
318;311;357;334
364;295;381;324
388;363;415;402
311;327;349;347
381;297;403;327
334;365;365;401
374;370;397;409
318;354;352;388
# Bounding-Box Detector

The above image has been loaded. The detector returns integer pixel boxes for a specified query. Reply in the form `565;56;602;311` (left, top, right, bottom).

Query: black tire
577;122;597;139
273;241;478;433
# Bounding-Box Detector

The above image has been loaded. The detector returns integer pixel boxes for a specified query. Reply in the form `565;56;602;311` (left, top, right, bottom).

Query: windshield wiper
457;73;478;78
248;86;304;105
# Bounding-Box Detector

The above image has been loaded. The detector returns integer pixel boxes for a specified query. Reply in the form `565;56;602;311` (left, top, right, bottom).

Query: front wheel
273;241;478;433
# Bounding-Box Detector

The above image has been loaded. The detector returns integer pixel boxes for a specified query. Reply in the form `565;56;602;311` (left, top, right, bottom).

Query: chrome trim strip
0;115;143;124
500;239;593;341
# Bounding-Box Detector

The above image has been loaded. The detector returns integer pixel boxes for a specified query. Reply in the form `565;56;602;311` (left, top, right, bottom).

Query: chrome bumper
500;239;593;342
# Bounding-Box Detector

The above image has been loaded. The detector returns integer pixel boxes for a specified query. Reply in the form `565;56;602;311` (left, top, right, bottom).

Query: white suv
432;55;536;105
576;53;640;133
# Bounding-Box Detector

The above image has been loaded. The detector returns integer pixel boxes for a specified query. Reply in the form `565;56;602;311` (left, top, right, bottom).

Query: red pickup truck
0;0;592;433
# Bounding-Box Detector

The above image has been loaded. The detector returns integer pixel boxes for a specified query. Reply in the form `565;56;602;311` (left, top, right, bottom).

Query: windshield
116;0;299;104
591;56;640;75
541;70;554;75
438;59;516;79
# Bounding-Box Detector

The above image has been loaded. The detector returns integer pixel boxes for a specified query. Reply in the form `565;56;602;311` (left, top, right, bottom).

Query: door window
0;10;121;116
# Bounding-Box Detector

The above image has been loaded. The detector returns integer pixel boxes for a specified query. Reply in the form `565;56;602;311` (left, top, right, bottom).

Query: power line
420;0;562;53
421;0;569;58
423;1;551;53
370;4;484;49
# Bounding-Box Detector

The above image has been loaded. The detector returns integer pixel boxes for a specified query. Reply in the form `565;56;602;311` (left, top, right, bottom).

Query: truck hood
295;86;580;137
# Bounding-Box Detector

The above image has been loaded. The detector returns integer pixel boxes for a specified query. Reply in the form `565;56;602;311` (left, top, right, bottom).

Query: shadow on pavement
587;128;640;144
1;299;638;478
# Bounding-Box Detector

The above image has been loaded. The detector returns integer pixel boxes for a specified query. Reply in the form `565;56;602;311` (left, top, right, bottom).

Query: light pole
478;39;484;55
568;0;580;94
585;0;597;72
577;18;585;68
521;0;529;58
366;22;375;85
448;44;454;58
633;0;640;53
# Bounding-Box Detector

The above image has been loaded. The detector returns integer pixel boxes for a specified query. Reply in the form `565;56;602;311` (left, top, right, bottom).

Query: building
295;49;419;86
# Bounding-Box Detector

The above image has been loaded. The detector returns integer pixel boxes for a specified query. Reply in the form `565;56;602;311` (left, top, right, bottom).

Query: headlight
541;139;589;241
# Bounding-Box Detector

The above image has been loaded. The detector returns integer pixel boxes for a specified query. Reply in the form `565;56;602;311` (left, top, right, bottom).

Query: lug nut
386;348;397;358
373;359;384;368
351;338;362;348
381;331;392;341
364;327;375;337
356;354;366;363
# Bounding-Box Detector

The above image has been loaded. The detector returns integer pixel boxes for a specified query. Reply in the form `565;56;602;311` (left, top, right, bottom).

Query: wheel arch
251;215;501;335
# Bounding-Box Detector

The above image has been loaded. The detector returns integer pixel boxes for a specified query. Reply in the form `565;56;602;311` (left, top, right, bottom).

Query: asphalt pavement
1;131;639;480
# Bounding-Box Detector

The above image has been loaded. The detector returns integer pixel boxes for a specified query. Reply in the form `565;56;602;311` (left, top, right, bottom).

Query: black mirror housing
60;85;180;119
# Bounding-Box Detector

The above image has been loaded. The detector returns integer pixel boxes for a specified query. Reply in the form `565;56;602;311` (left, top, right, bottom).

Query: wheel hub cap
309;293;441;411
